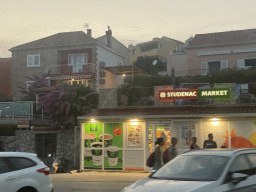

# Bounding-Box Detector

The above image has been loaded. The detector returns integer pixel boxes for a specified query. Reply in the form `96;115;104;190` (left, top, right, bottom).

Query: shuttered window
27;54;40;67
201;62;208;75
221;60;228;69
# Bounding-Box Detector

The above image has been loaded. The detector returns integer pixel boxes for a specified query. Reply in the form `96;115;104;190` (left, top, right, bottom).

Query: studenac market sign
157;88;230;101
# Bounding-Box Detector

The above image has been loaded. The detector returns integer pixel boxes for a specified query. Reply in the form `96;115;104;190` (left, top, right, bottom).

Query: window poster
127;125;142;148
84;123;123;170
181;125;196;147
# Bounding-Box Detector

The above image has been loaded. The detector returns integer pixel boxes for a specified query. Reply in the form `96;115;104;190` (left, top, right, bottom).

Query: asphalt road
52;181;132;192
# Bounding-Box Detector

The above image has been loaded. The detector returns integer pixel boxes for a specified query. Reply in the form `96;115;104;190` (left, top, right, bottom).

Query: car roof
181;148;256;157
0;152;37;157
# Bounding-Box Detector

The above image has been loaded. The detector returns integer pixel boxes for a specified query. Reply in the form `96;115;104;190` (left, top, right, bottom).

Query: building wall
166;52;188;77
0;58;11;96
11;45;97;99
187;43;256;75
99;88;118;109
129;37;184;64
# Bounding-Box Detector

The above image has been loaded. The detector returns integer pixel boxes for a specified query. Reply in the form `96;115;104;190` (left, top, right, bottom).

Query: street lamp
152;60;157;76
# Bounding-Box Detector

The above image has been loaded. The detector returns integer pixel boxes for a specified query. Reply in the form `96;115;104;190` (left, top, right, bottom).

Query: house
186;28;256;75
128;36;184;64
0;58;11;97
9;27;131;99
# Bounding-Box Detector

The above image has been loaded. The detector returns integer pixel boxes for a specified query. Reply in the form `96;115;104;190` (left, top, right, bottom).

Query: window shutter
77;54;84;64
201;62;208;75
237;59;245;68
27;55;33;66
68;55;72;65
34;55;40;66
221;60;228;69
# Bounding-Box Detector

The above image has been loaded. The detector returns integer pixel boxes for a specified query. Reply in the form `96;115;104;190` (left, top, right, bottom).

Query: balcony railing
0;102;45;120
48;63;96;76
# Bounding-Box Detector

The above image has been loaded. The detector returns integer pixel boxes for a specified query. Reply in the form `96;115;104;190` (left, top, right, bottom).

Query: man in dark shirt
203;133;217;149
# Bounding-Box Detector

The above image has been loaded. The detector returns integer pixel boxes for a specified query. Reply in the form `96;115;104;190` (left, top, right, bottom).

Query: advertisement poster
127;125;142;148
84;123;103;169
104;123;123;170
84;123;123;170
181;125;196;147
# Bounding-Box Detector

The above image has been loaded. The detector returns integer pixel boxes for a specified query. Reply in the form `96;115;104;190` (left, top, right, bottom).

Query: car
121;149;256;192
0;152;54;192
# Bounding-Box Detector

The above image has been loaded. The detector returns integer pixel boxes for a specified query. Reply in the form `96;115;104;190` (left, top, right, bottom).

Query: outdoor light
211;118;219;125
90;118;96;123
72;78;74;81
131;119;137;122
48;154;51;157
122;74;126;77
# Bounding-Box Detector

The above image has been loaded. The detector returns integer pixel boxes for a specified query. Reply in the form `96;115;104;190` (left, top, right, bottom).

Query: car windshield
151;155;230;181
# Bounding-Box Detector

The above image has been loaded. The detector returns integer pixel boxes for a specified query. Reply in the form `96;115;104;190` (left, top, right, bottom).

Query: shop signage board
84;123;123;170
157;87;231;101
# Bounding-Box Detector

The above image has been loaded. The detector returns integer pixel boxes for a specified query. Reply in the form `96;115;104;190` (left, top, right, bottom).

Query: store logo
157;88;231;101
198;88;230;99
157;89;198;101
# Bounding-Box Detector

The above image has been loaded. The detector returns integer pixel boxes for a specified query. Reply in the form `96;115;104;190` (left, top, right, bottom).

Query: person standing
167;137;178;162
203;133;217;149
153;138;164;171
190;137;200;149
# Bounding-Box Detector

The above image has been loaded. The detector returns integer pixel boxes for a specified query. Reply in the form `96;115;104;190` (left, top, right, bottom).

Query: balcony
47;63;96;80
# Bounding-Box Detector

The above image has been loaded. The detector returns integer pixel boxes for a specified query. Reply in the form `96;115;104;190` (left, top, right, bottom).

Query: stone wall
1;129;36;153
99;88;118;109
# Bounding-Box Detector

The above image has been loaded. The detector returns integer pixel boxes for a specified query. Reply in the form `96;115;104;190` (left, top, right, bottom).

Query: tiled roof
188;28;256;47
85;105;256;117
163;36;185;45
10;31;96;50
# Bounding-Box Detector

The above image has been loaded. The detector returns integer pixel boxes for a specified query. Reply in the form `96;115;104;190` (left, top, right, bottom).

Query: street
50;171;151;192
52;181;132;192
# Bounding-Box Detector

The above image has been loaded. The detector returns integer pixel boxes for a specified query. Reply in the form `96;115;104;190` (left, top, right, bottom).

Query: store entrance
148;124;172;155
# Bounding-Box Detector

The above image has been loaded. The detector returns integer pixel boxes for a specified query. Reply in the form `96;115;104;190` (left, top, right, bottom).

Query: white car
122;149;256;192
0;152;54;192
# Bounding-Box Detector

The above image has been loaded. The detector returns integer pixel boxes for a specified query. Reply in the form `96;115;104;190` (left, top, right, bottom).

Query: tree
19;74;49;101
133;56;166;75
37;83;98;130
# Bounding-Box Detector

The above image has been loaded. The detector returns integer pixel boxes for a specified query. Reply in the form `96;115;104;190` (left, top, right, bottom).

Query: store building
78;84;256;172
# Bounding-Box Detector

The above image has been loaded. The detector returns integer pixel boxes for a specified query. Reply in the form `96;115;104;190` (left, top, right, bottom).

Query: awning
102;65;146;75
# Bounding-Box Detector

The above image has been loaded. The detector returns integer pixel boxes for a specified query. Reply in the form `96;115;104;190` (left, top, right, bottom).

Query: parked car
0;152;54;192
121;149;256;192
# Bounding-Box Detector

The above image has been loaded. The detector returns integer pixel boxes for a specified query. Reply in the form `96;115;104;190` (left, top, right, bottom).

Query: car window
229;155;250;172
7;157;37;171
0;158;10;174
247;154;256;168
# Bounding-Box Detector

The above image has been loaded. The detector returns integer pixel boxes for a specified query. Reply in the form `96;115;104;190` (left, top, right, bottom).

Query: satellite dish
152;60;157;65
44;67;50;74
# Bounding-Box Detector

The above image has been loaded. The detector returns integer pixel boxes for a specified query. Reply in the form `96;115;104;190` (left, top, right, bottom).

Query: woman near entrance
153;138;164;171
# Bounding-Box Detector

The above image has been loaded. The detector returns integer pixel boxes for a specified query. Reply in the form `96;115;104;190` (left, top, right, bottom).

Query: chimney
87;29;92;37
106;26;112;48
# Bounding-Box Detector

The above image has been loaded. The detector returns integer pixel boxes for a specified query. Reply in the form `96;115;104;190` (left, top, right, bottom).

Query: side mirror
148;170;156;177
231;173;249;185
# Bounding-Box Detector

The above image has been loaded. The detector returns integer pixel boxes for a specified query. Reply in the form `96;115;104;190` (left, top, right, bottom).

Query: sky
1;0;256;57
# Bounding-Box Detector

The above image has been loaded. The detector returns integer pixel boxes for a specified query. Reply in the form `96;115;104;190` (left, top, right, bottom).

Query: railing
48;63;96;75
0;102;45;120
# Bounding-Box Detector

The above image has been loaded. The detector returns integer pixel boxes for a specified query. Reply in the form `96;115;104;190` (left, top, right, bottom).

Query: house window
27;81;35;90
132;49;136;55
68;53;88;73
201;60;228;75
118;62;122;66
27;54;40;67
99;79;105;84
245;59;256;67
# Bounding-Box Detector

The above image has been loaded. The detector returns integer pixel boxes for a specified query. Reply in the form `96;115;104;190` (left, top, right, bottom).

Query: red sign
157;89;198;102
